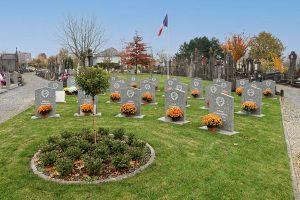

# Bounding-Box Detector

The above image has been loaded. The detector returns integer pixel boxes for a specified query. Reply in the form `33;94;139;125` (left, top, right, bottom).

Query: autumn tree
122;33;151;74
249;32;285;63
59;15;106;66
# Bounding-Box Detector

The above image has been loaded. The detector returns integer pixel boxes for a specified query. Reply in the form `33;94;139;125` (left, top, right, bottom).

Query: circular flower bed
38;104;52;117
110;93;121;102
81;104;93;115
235;87;243;96
31;128;155;184
64;87;78;95
242;101;258;113
166;106;184;121
263;89;272;97
191;89;200;98
121;103;137;116
142;92;153;103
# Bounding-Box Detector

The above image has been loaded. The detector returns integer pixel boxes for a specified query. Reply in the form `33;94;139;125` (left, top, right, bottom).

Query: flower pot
170;117;182;122
41;114;48;119
83;112;91;116
208;126;217;133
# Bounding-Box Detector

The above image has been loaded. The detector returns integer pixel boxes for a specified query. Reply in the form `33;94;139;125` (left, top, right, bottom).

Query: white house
93;48;121;65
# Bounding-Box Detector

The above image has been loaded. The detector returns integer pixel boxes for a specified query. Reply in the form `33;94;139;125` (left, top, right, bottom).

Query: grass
0;74;293;199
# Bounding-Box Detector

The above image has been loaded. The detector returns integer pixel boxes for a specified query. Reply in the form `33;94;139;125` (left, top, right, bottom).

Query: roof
94;48;120;57
0;54;17;60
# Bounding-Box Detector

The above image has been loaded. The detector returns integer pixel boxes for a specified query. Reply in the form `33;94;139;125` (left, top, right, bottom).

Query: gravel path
279;85;300;200
0;73;49;124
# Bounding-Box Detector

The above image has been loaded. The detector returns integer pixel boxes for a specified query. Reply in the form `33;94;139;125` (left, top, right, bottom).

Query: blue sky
0;0;299;58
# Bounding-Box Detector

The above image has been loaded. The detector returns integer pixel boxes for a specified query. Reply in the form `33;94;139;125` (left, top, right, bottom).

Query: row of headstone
236;79;276;98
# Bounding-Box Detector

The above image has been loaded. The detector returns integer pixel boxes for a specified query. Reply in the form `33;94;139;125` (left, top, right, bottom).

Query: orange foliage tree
222;33;252;64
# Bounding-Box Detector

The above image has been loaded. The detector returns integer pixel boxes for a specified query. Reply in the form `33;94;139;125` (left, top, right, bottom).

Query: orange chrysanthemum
263;89;272;96
38;104;52;115
202;113;222;128
166;106;184;120
110;92;121;102
191;89;200;98
236;87;244;96
142;92;153;103
242;101;258;112
81;103;93;113
121;103;137;116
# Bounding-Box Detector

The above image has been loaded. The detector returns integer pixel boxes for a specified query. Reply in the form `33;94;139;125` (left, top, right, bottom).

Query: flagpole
166;13;170;79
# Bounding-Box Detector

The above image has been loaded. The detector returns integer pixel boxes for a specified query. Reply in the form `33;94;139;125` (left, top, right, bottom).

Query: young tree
122;33;151;74
59;15;106;66
76;67;109;144
249;32;285;62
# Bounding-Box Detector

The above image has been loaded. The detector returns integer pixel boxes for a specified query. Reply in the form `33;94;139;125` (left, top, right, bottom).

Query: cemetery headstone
149;77;159;89
164;78;179;92
236;85;264;117
48;81;65;103
190;78;203;99
236;79;249;89
129;76;140;88
175;82;189;107
200;92;237;135
250;81;261;89
31;87;60;119
213;78;225;84
158;88;189;124
261;80;276;97
117;87;144;118
141;80;157;105
202;84;223;109
67;76;76;88
75;90;100;116
2;73;11;89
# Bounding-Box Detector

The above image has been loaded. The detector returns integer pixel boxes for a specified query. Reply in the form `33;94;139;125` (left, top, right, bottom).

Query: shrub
47;135;60;144
56;157;73;177
127;133;136;146
129;147;146;161
98;127;109;136
112;155;129;170
110;140;128;154
84;157;102;176
77;140;90;153
61;131;73;139
131;139;146;148
82;128;94;143
41;143;58;153
64;146;81;160
40;151;57;166
92;144;109;160
112;128;125;140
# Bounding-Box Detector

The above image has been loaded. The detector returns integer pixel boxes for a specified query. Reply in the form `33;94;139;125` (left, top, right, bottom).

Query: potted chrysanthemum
202;113;222;133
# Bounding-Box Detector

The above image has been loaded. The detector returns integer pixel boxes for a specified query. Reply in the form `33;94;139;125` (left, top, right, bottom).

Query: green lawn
0;74;293;199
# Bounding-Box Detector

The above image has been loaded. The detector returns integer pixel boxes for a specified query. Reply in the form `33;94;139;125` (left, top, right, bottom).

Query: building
18;52;32;65
93;48;121;65
0;53;18;72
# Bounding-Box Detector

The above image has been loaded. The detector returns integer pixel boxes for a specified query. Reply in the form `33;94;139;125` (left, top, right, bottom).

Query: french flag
158;14;168;37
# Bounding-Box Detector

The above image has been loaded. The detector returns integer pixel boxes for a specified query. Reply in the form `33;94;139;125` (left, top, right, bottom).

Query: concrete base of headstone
235;111;265;118
141;102;158;105
106;101;121;104
162;94;165;97
200;106;208;110
99;93;106;96
158;117;190;125
186;104;191;108
0;89;8;94
9;84;18;90
187;96;191;99
56;91;66;103
199;126;239;136
115;113;145;119
31;114;60;119
74;113;102;117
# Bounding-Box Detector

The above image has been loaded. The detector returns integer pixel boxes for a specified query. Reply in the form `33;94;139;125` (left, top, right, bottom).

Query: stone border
280;98;300;199
31;143;155;184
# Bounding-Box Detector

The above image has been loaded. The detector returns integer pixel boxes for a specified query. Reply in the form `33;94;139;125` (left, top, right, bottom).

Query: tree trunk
92;96;96;144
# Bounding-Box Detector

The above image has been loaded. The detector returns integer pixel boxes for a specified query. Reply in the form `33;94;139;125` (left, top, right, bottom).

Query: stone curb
30;143;155;184
280;97;300;200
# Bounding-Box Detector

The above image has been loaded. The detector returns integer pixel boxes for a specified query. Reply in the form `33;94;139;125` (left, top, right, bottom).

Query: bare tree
58;15;106;66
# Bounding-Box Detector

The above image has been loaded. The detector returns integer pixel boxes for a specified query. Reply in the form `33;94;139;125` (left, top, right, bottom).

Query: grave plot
141;79;157;105
201;84;222;110
74;90;100;117
48;81;65;103
190;78;204;99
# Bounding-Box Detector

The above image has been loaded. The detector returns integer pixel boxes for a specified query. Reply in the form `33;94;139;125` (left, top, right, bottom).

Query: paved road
277;84;300;108
0;73;49;124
